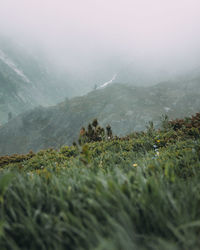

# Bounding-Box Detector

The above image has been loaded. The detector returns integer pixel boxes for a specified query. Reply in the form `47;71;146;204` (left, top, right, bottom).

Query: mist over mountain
2;34;194;126
0;0;199;91
0;76;200;156
0;37;86;124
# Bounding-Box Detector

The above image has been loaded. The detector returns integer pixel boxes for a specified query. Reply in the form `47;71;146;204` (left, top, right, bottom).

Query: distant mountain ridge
0;76;200;155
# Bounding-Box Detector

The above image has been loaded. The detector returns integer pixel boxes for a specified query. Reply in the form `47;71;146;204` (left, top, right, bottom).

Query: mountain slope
0;46;36;123
0;37;76;124
0;76;200;155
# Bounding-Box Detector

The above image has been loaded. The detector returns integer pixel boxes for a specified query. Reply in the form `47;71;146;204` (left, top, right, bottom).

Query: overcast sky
0;0;199;74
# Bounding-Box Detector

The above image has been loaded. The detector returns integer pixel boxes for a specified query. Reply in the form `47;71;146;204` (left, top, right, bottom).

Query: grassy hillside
0;113;200;249
0;78;200;155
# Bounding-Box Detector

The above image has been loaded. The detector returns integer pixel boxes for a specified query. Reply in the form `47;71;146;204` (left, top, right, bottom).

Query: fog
0;0;200;85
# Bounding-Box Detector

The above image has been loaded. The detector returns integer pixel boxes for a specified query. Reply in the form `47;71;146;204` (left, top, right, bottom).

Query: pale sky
0;0;199;73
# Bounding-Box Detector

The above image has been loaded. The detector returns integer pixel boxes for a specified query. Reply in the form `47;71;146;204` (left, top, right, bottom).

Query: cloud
0;0;199;73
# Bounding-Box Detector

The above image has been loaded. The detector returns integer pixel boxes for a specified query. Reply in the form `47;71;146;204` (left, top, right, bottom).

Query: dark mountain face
0;77;200;156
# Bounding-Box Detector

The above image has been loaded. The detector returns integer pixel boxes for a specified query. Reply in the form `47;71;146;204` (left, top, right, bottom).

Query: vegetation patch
0;113;200;250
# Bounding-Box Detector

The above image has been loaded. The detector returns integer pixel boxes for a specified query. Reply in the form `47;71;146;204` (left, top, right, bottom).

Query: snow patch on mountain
0;49;30;83
98;74;117;89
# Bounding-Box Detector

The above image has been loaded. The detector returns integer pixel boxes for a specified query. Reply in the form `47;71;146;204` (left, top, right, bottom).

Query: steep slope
0;76;200;155
0;46;36;123
0;37;74;124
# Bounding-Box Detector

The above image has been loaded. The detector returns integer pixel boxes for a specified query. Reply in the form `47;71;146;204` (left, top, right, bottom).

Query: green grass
0;114;200;249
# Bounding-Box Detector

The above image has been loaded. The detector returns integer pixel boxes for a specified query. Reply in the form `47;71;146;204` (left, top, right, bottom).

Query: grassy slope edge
0;113;200;250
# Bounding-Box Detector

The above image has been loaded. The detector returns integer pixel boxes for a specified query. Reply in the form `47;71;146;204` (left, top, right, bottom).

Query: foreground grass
0;114;200;250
